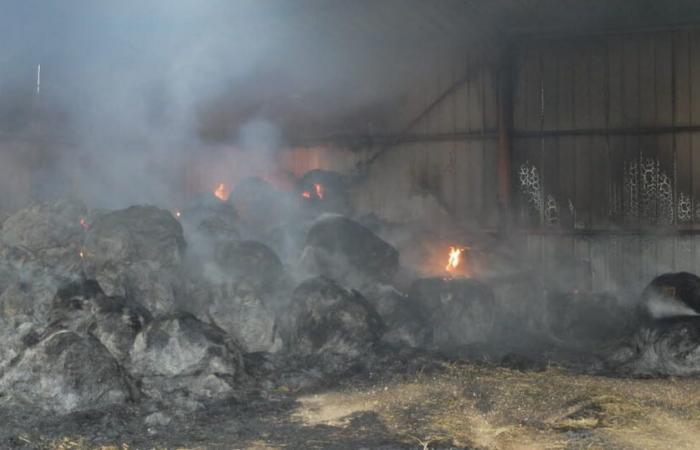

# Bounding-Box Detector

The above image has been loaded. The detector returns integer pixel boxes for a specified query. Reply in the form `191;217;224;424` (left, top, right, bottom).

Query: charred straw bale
284;276;384;358
301;214;399;286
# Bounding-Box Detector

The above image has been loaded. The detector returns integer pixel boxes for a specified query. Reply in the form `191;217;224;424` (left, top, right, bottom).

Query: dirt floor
4;353;700;450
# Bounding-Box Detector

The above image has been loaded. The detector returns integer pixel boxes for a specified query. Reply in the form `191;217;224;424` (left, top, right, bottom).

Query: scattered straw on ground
294;362;700;449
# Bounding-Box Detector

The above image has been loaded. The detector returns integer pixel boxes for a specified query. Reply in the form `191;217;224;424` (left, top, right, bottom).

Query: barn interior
4;1;700;448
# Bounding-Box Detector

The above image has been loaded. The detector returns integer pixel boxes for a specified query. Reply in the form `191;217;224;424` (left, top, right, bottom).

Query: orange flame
214;183;229;201
79;218;89;230
445;246;465;272
302;191;311;199
314;183;324;199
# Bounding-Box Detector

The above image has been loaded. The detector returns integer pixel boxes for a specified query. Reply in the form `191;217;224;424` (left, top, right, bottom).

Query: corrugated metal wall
513;29;700;292
355;52;501;228
349;28;700;293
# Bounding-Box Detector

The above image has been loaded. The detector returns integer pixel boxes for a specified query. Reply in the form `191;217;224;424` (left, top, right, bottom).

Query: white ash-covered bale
128;311;245;404
0;330;137;413
48;279;152;363
0;199;87;270
0;262;76;325
184;240;286;353
0;200;89;324
189;280;281;353
82;205;186;315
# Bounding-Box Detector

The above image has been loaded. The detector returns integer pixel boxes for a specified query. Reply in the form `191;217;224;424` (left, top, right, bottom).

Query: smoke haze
0;0;483;211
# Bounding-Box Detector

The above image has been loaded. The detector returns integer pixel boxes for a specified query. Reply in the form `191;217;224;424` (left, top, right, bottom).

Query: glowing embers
79;217;90;231
213;183;230;201
302;183;324;200
173;209;182;219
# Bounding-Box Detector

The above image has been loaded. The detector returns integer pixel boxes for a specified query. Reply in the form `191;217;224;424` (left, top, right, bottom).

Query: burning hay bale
283;276;384;358
0;330;137;413
364;284;431;348
82;205;186;314
48;279;152;363
300;214;399;287
128;311;245;405
296;169;352;216
409;277;496;349
641;272;700;319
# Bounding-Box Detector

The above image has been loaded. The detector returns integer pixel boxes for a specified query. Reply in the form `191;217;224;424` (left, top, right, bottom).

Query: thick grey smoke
0;0;473;211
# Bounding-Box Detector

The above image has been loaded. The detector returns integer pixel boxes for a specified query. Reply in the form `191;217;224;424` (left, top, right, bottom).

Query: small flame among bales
79;218;90;230
173;209;181;219
445;246;466;272
214;183;230;201
302;183;324;200
79;249;84;259
314;183;324;199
